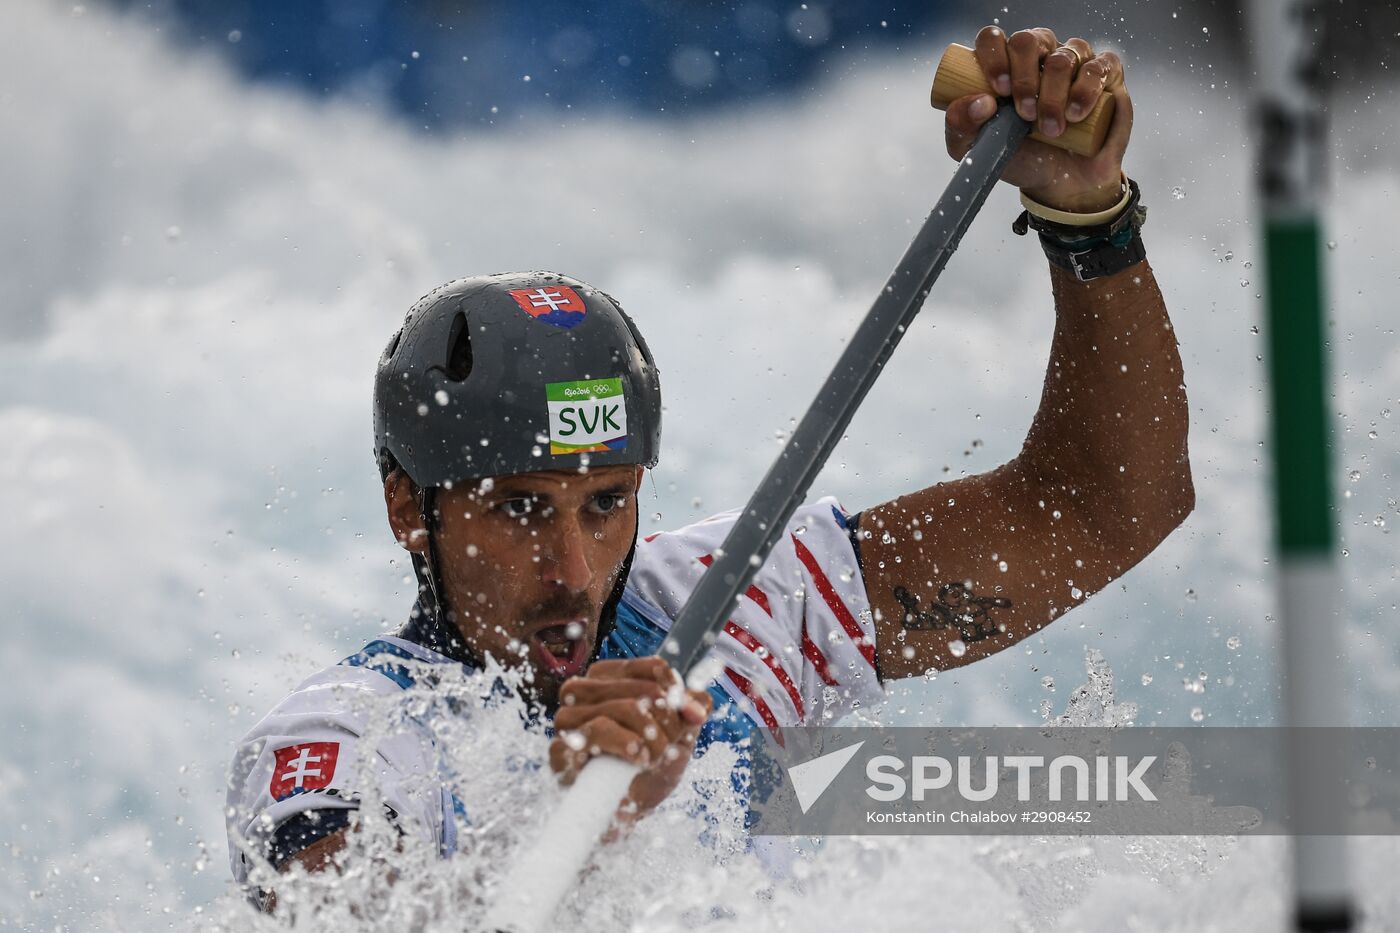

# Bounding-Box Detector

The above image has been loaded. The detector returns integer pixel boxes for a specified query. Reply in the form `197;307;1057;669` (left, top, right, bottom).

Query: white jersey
225;496;881;884
626;496;882;729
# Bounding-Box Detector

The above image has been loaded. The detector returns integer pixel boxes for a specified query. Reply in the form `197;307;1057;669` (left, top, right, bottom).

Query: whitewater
3;1;1399;929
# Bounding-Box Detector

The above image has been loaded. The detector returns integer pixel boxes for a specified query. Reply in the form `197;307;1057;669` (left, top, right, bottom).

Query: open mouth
529;620;591;680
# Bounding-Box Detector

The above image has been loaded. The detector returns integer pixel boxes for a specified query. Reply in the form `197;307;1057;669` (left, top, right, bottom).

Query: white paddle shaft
481;755;640;932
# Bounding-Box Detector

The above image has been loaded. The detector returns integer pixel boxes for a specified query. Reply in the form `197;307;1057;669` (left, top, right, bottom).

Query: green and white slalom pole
1243;1;1354;929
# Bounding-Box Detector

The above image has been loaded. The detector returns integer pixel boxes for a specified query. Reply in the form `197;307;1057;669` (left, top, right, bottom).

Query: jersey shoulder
626;496;880;729
225;635;461;885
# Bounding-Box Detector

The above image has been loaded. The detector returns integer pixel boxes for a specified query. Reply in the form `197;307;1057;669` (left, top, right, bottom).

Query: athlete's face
386;464;643;710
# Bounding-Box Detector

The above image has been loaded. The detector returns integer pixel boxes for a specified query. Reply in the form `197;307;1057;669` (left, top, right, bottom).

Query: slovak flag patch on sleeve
269;741;341;801
508;286;588;329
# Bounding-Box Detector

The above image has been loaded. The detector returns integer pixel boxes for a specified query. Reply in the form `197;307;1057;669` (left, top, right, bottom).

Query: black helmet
374;272;663;487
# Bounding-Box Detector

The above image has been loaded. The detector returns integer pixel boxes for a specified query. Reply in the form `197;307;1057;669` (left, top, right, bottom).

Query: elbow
1138;456;1196;549
1176;459;1197;525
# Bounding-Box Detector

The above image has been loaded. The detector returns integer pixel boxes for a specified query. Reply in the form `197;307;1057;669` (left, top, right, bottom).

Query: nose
538;514;593;592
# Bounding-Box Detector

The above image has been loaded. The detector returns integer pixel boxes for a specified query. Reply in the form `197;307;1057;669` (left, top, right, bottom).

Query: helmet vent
381;328;403;365
445;311;473;381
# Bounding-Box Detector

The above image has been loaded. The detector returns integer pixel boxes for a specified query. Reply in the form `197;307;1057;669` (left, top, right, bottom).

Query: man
226;26;1193;906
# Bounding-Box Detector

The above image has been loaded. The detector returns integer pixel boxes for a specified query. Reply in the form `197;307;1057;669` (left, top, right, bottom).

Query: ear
384;470;429;554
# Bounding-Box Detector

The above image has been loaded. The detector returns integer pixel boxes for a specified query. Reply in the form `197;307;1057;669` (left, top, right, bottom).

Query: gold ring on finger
1054;45;1083;70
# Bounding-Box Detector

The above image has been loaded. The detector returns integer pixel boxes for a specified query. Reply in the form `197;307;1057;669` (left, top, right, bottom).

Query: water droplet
1141;673;1153;686
416;403;429;416
1185;588;1197;601
434;390;450;406
1326;240;1337;250
1227;635;1241;650
947;639;967;658
1249;325;1260;335
1041;676;1055;691
1190;707;1205;722
1349;470;1362;482
1171;186;1185;200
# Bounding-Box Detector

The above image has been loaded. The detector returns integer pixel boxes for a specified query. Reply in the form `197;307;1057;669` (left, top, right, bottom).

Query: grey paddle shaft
484;104;1031;933
662;102;1031;679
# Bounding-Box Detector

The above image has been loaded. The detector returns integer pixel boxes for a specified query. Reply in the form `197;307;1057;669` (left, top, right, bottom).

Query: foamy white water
3;0;1399;928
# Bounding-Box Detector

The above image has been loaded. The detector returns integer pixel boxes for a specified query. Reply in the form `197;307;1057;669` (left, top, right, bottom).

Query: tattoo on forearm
893;582;1011;643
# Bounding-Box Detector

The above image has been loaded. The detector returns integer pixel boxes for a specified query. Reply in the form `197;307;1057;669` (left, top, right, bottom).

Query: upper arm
857;457;1163;680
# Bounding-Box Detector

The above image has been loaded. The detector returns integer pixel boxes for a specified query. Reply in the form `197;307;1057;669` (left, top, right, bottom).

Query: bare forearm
1016;258;1194;555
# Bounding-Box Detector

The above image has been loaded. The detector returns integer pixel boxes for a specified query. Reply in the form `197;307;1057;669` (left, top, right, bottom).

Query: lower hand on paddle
549;657;713;832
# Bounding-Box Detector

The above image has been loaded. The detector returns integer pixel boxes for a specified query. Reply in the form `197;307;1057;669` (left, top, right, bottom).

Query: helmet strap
407;486;482;668
589;508;638;664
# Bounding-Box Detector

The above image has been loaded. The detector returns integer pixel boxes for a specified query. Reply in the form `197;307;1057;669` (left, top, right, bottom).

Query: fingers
1035;39;1091;138
686;687;714;725
549;677;714;784
973;25;1011;97
968;28;1124;150
560;676;664;708
1096;52;1133;166
550;716;642;783
944;92;998;161
1007;27;1058;121
585;656;676;686
1065;46;1114;124
556;696;677;763
565;655;708;718
549;701;707;783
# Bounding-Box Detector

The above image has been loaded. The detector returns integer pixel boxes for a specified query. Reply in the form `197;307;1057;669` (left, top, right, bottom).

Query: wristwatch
1012;176;1149;282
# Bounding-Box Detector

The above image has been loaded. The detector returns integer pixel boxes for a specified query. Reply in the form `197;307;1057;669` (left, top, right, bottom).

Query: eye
591;492;629;515
499;497;534;517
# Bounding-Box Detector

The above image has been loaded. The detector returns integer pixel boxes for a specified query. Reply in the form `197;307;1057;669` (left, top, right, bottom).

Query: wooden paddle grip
930;42;1115;158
